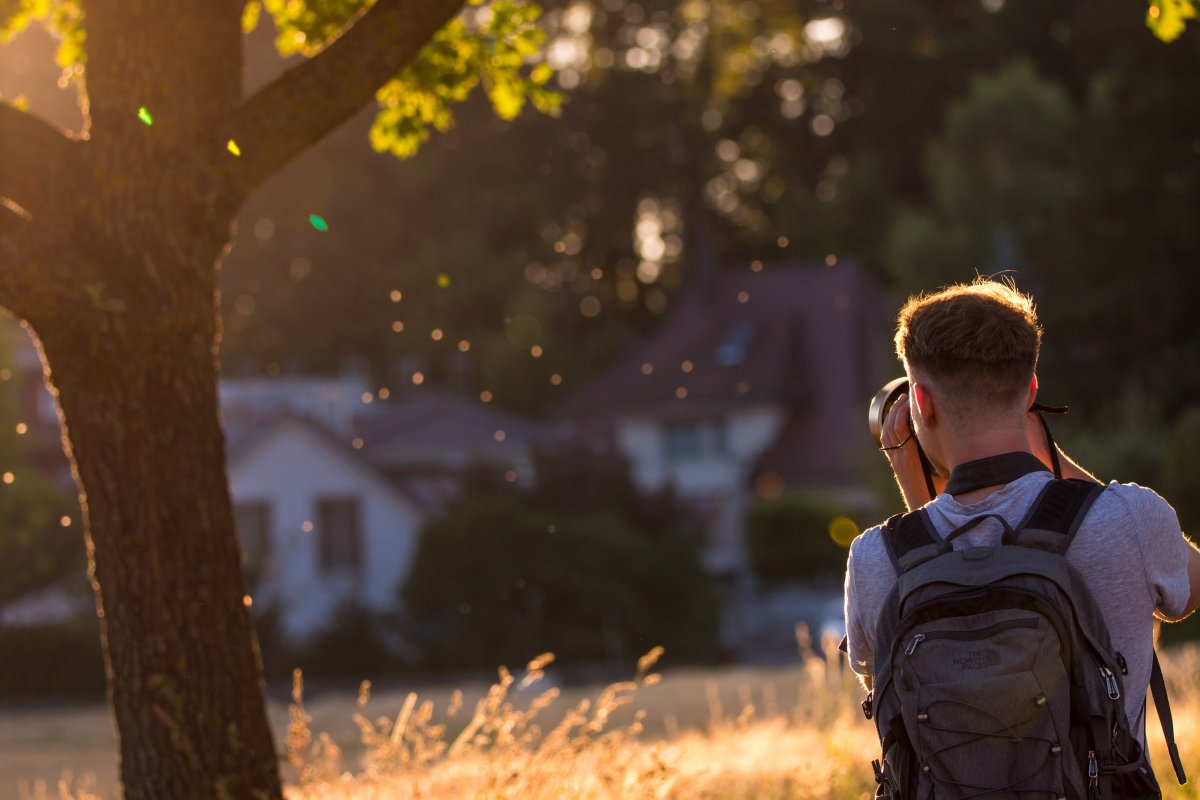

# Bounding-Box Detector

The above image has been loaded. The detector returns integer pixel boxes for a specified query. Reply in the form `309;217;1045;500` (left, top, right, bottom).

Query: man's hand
881;392;945;511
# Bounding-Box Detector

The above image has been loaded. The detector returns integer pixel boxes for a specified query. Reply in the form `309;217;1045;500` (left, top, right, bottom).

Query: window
234;501;272;583
317;497;362;574
663;419;727;462
664;422;704;461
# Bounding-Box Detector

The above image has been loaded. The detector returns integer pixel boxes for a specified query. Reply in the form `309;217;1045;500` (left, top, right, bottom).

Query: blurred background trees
4;0;1200;696
219;0;1200;432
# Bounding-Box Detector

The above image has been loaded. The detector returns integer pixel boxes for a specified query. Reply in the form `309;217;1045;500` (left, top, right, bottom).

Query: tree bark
27;231;283;800
0;0;470;796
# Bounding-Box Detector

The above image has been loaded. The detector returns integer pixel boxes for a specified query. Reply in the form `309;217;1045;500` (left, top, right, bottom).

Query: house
222;379;562;640
227;415;426;639
559;260;892;579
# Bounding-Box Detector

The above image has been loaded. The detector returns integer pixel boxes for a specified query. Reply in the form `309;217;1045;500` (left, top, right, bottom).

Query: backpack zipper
894;585;1073;666
903;618;1038;655
1099;665;1121;700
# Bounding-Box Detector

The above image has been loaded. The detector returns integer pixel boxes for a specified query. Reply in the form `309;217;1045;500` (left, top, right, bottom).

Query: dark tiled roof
559;261;893;488
354;386;563;468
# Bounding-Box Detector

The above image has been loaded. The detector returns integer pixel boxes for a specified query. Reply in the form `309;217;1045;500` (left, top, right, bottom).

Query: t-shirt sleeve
1116;482;1193;618
844;532;875;676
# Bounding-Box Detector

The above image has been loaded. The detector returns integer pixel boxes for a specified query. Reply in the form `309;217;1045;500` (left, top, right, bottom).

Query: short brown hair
895;279;1042;413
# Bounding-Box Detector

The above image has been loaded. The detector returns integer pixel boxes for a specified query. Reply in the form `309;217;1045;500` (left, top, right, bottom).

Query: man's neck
941;427;1033;505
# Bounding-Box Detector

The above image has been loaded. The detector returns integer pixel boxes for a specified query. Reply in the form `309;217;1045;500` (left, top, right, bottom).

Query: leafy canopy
1;0;559;158
252;0;559;157
1147;0;1198;42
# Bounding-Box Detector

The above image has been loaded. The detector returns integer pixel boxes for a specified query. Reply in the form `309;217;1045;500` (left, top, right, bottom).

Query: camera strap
1030;402;1068;479
943;451;1051;496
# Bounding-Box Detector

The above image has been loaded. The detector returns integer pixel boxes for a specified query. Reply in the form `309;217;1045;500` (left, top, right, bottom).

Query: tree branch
0;103;82;220
228;0;467;195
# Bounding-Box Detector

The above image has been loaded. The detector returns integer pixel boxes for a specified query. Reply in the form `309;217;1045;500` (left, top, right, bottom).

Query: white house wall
615;405;787;571
229;421;424;641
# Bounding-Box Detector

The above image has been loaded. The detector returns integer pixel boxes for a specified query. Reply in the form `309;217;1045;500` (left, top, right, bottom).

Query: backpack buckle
862;693;874;720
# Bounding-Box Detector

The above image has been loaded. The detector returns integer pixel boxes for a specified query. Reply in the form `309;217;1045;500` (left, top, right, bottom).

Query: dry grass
9;634;1200;800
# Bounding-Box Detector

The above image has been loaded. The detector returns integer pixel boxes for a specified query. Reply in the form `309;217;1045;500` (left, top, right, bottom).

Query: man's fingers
882;393;911;448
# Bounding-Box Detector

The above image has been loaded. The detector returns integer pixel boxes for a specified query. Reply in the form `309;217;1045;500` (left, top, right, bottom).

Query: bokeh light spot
309;214;329;232
829;516;860;548
137;106;153;126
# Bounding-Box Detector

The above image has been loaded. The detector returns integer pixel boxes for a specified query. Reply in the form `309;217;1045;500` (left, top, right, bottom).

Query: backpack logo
952;648;1000;671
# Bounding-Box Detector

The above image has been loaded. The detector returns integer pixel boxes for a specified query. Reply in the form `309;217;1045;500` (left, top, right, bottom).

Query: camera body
868;377;910;441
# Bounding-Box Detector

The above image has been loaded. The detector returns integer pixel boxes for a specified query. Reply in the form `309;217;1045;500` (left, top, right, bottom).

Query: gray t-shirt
843;471;1193;737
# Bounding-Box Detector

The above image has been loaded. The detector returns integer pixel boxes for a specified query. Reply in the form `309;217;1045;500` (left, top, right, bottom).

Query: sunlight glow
804;17;846;45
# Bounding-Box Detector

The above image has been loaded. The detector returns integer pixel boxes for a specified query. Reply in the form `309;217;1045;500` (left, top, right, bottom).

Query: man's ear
912;382;936;426
1027;374;1038;410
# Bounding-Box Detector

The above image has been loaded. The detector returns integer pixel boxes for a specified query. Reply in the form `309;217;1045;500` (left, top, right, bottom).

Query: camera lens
868;377;909;441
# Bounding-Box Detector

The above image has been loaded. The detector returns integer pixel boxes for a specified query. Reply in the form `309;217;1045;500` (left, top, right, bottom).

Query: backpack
866;478;1188;800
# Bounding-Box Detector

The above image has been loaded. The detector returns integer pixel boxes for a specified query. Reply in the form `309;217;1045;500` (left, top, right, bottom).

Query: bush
746;494;857;584
0;613;106;701
401;493;716;669
0;473;84;608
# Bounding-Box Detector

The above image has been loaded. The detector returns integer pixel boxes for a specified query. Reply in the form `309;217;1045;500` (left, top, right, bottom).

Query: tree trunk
29;234;283;800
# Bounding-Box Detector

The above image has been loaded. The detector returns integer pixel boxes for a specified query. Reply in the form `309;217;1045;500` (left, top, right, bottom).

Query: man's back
844;470;1193;738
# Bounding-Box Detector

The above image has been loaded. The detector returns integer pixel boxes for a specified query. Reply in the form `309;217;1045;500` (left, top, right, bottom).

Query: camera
868;377;910;442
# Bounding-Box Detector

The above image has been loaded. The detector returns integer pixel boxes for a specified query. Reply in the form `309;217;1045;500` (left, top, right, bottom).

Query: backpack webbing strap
882;509;939;574
1150;650;1188;785
1018;478;1105;551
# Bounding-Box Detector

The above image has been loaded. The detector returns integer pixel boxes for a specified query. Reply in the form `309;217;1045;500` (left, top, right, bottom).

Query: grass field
6;636;1200;799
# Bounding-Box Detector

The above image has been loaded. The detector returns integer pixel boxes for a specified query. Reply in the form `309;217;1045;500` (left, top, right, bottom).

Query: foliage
1147;0;1198;42
293;602;407;679
745;493;857;584
370;2;560;158
245;0;559;160
402;448;718;668
0;327;84;608
402;494;715;668
0;472;82;607
219;0;825;409
884;60;1076;293
0;612;105;700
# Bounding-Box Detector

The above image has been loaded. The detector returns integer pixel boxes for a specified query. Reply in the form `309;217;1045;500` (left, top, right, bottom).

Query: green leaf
368;0;559;160
262;0;370;57
242;0;261;34
1147;0;1198;42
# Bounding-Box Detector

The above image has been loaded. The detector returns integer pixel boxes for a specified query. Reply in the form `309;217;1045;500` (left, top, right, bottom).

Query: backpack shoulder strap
882;508;940;575
1016;478;1106;552
1151;649;1188;785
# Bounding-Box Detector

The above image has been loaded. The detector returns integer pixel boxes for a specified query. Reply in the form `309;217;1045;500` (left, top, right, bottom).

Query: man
843;279;1200;744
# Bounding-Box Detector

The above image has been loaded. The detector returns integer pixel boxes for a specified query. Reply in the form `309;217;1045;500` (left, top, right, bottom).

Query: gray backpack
867;479;1187;800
